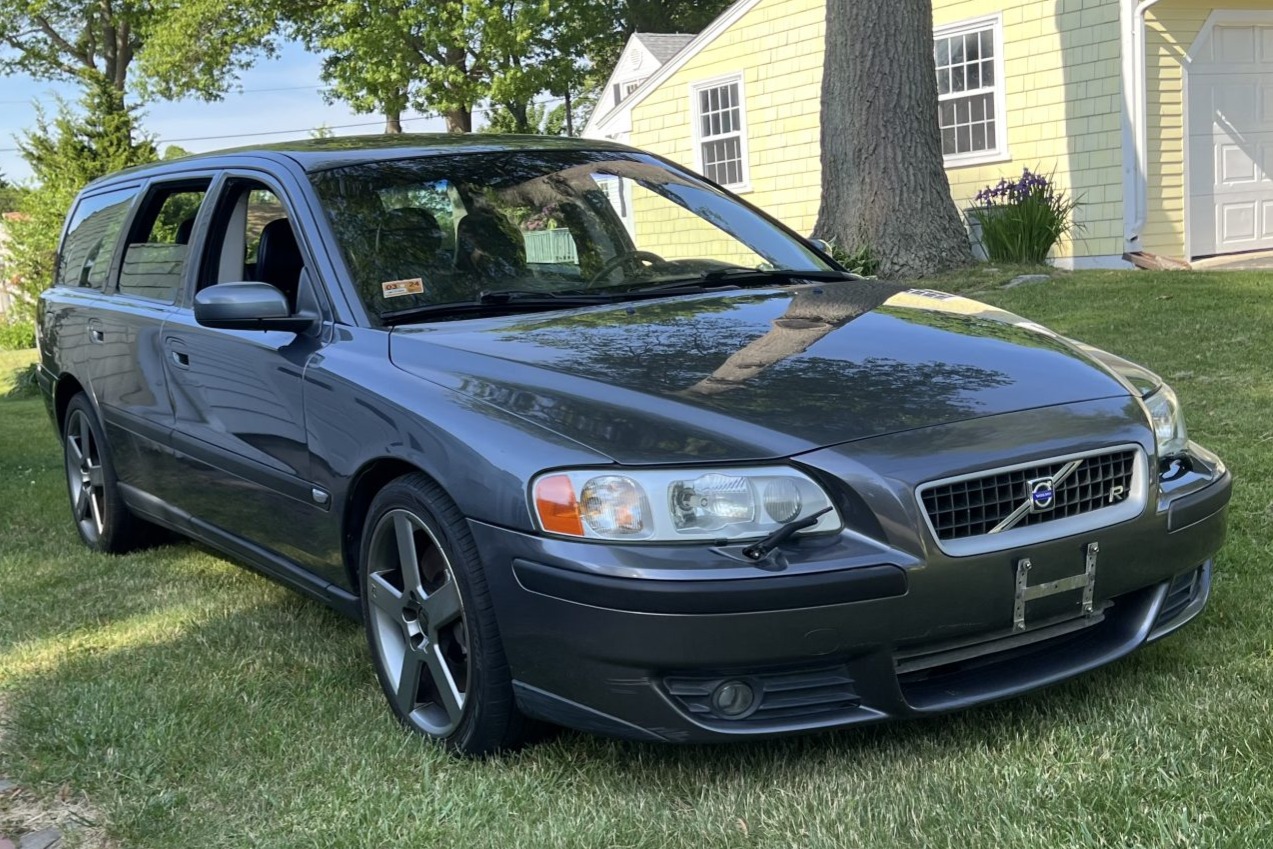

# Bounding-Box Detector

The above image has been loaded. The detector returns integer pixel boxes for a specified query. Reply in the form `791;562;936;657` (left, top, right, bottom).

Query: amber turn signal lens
534;474;584;536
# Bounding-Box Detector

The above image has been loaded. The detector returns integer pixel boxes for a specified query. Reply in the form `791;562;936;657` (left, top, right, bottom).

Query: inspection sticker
382;278;425;298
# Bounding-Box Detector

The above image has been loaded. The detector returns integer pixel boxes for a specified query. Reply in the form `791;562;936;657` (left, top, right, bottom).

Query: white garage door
1188;23;1273;257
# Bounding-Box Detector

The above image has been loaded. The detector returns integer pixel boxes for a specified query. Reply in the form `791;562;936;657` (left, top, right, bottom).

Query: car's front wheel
62;394;149;553
360;474;528;756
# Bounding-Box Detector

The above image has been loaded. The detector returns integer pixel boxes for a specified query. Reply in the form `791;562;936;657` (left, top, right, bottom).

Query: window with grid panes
934;19;1005;163
693;78;747;188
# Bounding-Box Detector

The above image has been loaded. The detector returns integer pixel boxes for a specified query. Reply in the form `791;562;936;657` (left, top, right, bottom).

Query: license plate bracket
1013;542;1098;631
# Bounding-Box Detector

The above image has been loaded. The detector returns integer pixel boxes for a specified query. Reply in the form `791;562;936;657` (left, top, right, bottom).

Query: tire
359;473;528;756
62;393;149;553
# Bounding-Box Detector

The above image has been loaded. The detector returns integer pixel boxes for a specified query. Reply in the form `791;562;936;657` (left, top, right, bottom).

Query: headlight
531;467;842;542
1143;384;1188;458
1072;343;1189;458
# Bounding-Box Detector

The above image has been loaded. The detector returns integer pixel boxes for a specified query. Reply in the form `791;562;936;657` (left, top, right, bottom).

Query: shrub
966;168;1080;264
827;242;880;277
3;362;39;399
0;319;35;351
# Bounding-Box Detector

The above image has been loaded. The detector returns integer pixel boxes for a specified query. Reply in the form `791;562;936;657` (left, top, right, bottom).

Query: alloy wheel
65;408;106;539
365;508;470;737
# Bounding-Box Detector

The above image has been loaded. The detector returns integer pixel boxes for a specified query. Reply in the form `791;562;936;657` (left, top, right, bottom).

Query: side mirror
194;282;315;333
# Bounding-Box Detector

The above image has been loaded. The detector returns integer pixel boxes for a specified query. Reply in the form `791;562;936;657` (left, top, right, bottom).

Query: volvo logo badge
989;461;1083;534
1028;477;1056;512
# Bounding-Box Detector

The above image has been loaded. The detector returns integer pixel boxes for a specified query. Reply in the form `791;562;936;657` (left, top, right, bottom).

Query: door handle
164;336;190;369
87;319;104;343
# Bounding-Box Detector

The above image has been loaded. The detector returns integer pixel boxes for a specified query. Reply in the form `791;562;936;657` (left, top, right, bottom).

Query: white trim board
1049;254;1134;270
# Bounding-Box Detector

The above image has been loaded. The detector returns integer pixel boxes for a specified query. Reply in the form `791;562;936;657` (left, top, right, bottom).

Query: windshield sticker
382;278;425;298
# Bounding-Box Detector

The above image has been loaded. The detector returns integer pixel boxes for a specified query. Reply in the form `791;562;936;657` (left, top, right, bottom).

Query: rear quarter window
56;187;140;289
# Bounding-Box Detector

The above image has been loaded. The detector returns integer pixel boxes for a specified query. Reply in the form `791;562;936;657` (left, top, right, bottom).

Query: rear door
158;171;342;581
86;178;213;497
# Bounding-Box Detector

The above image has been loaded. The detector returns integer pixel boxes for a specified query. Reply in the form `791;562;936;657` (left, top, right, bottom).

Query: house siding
629;0;825;263
936;0;1125;262
1143;1;1268;259
627;0;1128;263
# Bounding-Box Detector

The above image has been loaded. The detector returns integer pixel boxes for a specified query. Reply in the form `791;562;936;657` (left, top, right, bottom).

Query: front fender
303;326;611;534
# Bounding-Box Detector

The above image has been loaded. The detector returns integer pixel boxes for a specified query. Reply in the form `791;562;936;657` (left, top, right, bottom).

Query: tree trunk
384;110;403;133
564;89;573;137
813;0;974;279
444;108;472;133
505;100;531;133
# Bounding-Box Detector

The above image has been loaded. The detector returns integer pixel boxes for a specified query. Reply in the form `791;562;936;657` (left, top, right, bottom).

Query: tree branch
33;15;93;69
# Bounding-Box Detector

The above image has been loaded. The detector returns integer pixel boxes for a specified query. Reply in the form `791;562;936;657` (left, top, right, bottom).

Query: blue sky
0;41;448;183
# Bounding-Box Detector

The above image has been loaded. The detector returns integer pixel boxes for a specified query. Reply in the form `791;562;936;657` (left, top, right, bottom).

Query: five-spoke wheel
65;405;106;541
365;508;470;737
360;474;528;755
61;394;147;553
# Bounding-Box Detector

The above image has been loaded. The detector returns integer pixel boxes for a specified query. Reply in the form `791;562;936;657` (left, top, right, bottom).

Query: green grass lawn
3;270;1273;848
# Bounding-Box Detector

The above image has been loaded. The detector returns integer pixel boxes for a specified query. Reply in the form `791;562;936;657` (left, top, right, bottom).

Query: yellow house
584;0;1273;267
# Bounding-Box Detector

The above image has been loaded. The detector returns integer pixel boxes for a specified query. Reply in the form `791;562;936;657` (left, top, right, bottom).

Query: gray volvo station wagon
37;136;1231;755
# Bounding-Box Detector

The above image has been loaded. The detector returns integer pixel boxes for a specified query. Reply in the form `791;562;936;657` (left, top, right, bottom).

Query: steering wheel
587;250;666;286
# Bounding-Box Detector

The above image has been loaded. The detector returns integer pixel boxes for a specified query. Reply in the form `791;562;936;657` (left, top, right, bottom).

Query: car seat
254;219;304;309
455;209;526;282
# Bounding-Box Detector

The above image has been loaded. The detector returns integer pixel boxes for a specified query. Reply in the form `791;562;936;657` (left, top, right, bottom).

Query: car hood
389;280;1133;464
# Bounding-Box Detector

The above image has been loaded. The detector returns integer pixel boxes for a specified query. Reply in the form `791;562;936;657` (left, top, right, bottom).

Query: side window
200;180;305;309
117;182;210;302
56;187;139;288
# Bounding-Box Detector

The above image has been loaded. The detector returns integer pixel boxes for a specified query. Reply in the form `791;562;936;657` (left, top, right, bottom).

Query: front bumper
472;458;1230;743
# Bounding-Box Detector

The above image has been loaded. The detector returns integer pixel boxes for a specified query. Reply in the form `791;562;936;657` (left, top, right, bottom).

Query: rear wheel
62;394;148;553
360;474;528;755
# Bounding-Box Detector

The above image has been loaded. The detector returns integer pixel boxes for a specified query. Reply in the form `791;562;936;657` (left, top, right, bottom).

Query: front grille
921;449;1137;541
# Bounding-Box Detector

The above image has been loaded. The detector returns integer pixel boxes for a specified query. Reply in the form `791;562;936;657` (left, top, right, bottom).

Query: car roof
81;134;639;191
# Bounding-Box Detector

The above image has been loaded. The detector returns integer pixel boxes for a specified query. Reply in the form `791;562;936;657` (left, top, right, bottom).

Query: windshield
308;149;834;322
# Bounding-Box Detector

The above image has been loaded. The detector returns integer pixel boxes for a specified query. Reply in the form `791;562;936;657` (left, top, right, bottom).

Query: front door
159;174;342;582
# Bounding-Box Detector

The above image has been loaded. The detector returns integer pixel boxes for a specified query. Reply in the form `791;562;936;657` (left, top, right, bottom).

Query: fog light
710;680;757;718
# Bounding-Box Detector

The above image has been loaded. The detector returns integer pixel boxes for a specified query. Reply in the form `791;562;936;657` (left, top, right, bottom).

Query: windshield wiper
699;268;860;283
616;268;859;297
381;290;613;326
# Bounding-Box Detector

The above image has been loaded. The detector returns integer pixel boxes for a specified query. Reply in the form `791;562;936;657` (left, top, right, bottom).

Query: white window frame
689;72;752;192
934;14;1009;168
